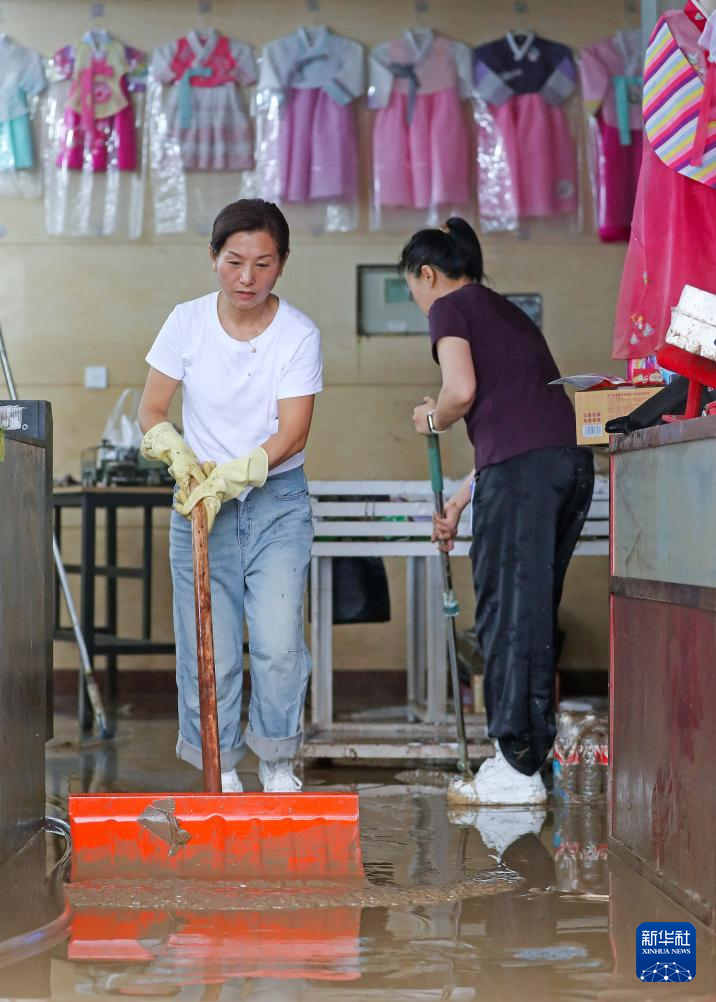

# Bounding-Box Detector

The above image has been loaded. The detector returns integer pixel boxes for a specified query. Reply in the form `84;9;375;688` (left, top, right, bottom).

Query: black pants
470;447;595;776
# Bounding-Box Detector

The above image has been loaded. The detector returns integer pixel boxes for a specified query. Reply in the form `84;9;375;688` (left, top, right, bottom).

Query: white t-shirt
146;292;323;475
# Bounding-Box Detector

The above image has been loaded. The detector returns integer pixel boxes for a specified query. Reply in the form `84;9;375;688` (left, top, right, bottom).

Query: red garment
613;7;716;359
684;1;709;28
169;34;241;86
614;142;716;358
59;77;136;172
592;113;642;243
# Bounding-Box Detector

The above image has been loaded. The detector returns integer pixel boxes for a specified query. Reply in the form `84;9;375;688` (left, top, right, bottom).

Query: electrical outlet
84;365;108;389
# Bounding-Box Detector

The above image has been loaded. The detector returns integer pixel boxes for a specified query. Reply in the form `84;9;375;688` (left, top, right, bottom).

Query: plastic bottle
580;807;609;893
578;719;607;801
553;711;581;799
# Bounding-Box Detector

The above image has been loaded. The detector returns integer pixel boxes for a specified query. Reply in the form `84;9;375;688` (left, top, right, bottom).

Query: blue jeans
169;466;313;770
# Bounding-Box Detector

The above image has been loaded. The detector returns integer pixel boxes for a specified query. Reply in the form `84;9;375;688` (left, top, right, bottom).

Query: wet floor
1;714;714;1000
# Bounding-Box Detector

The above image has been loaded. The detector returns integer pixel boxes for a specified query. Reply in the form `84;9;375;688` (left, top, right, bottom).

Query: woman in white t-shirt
138;199;322;794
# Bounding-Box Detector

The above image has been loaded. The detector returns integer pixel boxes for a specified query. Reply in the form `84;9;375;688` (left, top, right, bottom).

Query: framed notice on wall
506;293;543;330
357;265;429;336
357;265;543;336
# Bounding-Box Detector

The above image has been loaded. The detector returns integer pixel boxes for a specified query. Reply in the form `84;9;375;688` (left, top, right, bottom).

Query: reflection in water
30;721;716;1000
69;906;362;993
65;792;517;994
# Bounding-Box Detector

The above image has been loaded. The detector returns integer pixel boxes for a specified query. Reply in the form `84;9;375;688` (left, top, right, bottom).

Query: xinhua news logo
636;922;696;983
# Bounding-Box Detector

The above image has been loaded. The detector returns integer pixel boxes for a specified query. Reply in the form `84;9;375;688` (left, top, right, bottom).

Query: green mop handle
427;433;460;618
426;431;470;777
427;434;444;496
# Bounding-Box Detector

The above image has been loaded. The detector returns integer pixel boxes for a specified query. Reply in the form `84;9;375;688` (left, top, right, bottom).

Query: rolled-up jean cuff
245;728;303;762
176;734;246;772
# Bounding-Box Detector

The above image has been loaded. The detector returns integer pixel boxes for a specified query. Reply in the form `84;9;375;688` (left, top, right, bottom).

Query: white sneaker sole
447;776;547;807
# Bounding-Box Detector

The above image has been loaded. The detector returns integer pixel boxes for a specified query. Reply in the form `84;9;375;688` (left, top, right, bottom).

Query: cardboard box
574;387;662;445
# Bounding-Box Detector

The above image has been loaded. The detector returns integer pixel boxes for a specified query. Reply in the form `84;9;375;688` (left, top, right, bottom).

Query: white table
304;478;609;763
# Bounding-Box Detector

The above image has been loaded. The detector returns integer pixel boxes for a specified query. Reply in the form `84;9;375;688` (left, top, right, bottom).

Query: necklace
222;296;272;353
248;298;272;353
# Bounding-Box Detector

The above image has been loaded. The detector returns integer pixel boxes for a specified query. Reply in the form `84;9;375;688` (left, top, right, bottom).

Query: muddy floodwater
1;716;714;1000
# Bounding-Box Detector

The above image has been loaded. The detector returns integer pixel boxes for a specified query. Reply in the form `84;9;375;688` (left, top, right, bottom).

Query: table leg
105;506;117;710
426;555;448;723
142;506;153;639
406;556;427;709
310;556;333;730
79;496;96;734
53;506;62;631
310;557;319;727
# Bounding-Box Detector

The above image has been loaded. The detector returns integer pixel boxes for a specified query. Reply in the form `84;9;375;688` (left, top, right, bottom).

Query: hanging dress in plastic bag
614;5;716;360
368;28;473;230
43;30;147;238
0;34;46;198
147;30;257;235
474;32;580;234
579;30;643;243
252;26;364;234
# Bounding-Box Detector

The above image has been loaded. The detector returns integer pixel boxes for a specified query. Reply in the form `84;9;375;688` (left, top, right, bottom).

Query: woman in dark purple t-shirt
400;217;594;807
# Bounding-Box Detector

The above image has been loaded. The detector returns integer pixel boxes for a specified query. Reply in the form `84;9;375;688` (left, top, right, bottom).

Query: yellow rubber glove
140;421;213;495
174;447;269;533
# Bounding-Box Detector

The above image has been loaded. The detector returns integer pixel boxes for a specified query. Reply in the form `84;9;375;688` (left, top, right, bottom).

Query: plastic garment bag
0;35;46;198
368;28;473;231
613;9;716;359
147;30;257;236
42;30;147;238
251;27;363;234
474;32;582;236
579;30;643;243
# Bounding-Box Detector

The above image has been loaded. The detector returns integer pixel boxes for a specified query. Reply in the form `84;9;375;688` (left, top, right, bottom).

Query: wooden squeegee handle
190;478;222;793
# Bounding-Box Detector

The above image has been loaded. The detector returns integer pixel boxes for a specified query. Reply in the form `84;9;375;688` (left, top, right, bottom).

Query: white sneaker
447;744;547;806
258;759;303;793
220;769;243;793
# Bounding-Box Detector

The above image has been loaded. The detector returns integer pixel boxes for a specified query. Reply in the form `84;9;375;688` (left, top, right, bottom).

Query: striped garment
643;15;716;187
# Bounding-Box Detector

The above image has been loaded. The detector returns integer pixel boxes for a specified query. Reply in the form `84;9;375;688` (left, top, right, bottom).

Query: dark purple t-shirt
429;284;576;472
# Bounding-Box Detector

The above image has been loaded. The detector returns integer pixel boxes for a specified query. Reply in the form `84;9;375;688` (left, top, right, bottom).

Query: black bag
331;557;391;624
308;557;391;625
605;376;716;435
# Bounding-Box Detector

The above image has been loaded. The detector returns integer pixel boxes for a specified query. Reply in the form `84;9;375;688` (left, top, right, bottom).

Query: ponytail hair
398;217;484;283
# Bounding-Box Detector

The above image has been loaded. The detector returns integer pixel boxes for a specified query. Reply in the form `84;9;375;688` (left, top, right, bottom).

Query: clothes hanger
407;0;432;48
510;1;535;46
303;0;323;30
300;0;327;46
86;3;110;48
623;0;640;28
195;0;212;38
413;0;430;28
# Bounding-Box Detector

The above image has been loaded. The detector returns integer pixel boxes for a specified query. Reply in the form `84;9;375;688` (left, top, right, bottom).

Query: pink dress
474;33;578;223
150;31;256;171
258;27;364;203
579;31;643;242
368;30;472;209
52;31;145;172
613;5;716;360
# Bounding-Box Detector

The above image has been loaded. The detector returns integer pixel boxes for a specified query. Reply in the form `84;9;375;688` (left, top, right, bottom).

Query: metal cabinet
610;417;716;928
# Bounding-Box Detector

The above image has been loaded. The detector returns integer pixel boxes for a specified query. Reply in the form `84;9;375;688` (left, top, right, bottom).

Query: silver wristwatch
427;410;445;434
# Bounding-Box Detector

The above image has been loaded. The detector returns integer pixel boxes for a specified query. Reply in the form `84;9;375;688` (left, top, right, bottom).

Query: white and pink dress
368;29;472;211
614;2;716;359
150;31;256;172
258;27;364;203
579;30;643;242
474;32;579;225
